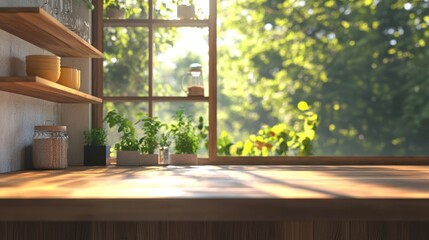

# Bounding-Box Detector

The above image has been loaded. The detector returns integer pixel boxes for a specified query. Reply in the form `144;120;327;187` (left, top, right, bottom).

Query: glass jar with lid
181;63;204;97
32;125;68;169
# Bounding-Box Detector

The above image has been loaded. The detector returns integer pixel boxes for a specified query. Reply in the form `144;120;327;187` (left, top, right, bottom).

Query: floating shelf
0;76;102;104
0;7;103;58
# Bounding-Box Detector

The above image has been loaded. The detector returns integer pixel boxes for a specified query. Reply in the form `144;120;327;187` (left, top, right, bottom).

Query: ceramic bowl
26;68;61;82
57;67;80;90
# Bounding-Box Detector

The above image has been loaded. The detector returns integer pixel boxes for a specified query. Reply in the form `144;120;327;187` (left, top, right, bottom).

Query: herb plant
84;128;108;146
160;132;172;148
170;109;200;154
136;114;165;154
104;110;140;151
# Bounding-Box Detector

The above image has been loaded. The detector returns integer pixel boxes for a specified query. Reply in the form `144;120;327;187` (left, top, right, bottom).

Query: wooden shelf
0;76;102;104
0;7;103;58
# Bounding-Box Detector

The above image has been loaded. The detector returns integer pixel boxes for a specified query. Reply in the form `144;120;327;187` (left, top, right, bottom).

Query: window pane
153;27;209;96
217;0;429;156
153;102;208;157
103;102;149;157
104;0;149;19
103;27;149;97
153;0;209;20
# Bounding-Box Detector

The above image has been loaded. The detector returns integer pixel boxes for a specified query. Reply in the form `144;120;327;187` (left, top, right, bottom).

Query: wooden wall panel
1;221;429;240
314;221;350;240
409;221;429;240
364;221;429;240
211;222;284;240
0;222;6;240
283;221;313;240
1;222;91;240
350;221;367;240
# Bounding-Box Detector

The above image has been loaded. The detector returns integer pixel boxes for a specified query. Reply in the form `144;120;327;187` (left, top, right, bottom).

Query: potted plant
158;132;172;165
104;0;127;19
169;109;201;165
104;110;141;166
83;128;110;166
136;114;165;166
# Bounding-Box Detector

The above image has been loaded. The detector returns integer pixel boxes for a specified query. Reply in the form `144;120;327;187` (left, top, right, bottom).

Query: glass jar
158;146;170;165
32;125;68;169
181;63;204;97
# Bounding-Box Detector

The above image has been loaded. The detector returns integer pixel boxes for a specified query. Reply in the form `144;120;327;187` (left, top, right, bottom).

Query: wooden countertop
1;165;429;221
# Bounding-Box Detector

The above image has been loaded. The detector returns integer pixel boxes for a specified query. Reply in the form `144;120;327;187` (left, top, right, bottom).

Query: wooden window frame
92;0;429;165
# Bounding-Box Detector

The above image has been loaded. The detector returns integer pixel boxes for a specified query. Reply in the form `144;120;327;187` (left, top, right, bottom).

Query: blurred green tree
217;0;429;155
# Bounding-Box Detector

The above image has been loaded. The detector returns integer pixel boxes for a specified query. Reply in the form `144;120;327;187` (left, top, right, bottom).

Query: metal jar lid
35;125;67;132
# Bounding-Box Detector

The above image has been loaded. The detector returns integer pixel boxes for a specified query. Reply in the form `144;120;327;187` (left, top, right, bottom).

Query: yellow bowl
26;59;60;66
26;55;60;61
26;55;61;82
26;64;60;70
26;68;61;82
26;59;60;65
26;65;60;71
57;67;80;90
26;61;60;66
76;69;81;90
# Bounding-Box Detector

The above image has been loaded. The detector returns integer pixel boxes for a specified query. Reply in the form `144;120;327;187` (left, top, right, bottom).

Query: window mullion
208;0;217;160
148;0;154;118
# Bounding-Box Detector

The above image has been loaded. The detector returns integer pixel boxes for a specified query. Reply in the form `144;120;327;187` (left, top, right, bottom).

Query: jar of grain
32;125;68;169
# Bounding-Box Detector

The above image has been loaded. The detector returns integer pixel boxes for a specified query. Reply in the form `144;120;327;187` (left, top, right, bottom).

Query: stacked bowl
26;55;61;82
57;67;81;90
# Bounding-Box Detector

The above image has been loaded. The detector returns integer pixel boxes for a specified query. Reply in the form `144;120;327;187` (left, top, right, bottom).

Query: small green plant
84;128;108;146
136;114;165;154
160;132;172;148
104;110;140;151
170;109;200;154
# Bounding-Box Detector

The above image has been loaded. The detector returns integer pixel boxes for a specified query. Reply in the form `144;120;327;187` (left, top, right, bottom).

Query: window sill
199;156;429;165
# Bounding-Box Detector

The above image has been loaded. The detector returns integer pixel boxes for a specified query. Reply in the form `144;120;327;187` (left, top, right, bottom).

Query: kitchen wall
0;2;92;173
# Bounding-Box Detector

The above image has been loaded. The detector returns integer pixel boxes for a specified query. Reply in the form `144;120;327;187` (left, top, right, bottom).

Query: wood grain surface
0;7;103;58
1;165;429;221
0;76;102;103
1;221;429;240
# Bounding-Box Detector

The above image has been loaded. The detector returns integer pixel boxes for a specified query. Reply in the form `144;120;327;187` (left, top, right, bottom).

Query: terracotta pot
170;154;198;165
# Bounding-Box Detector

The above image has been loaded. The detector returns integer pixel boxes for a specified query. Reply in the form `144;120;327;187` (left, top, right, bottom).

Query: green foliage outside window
103;0;429;156
217;0;429;155
217;102;318;156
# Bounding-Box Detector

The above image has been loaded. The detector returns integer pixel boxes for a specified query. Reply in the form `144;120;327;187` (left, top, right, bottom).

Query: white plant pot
140;154;158;166
116;151;141;166
170;154;198;165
